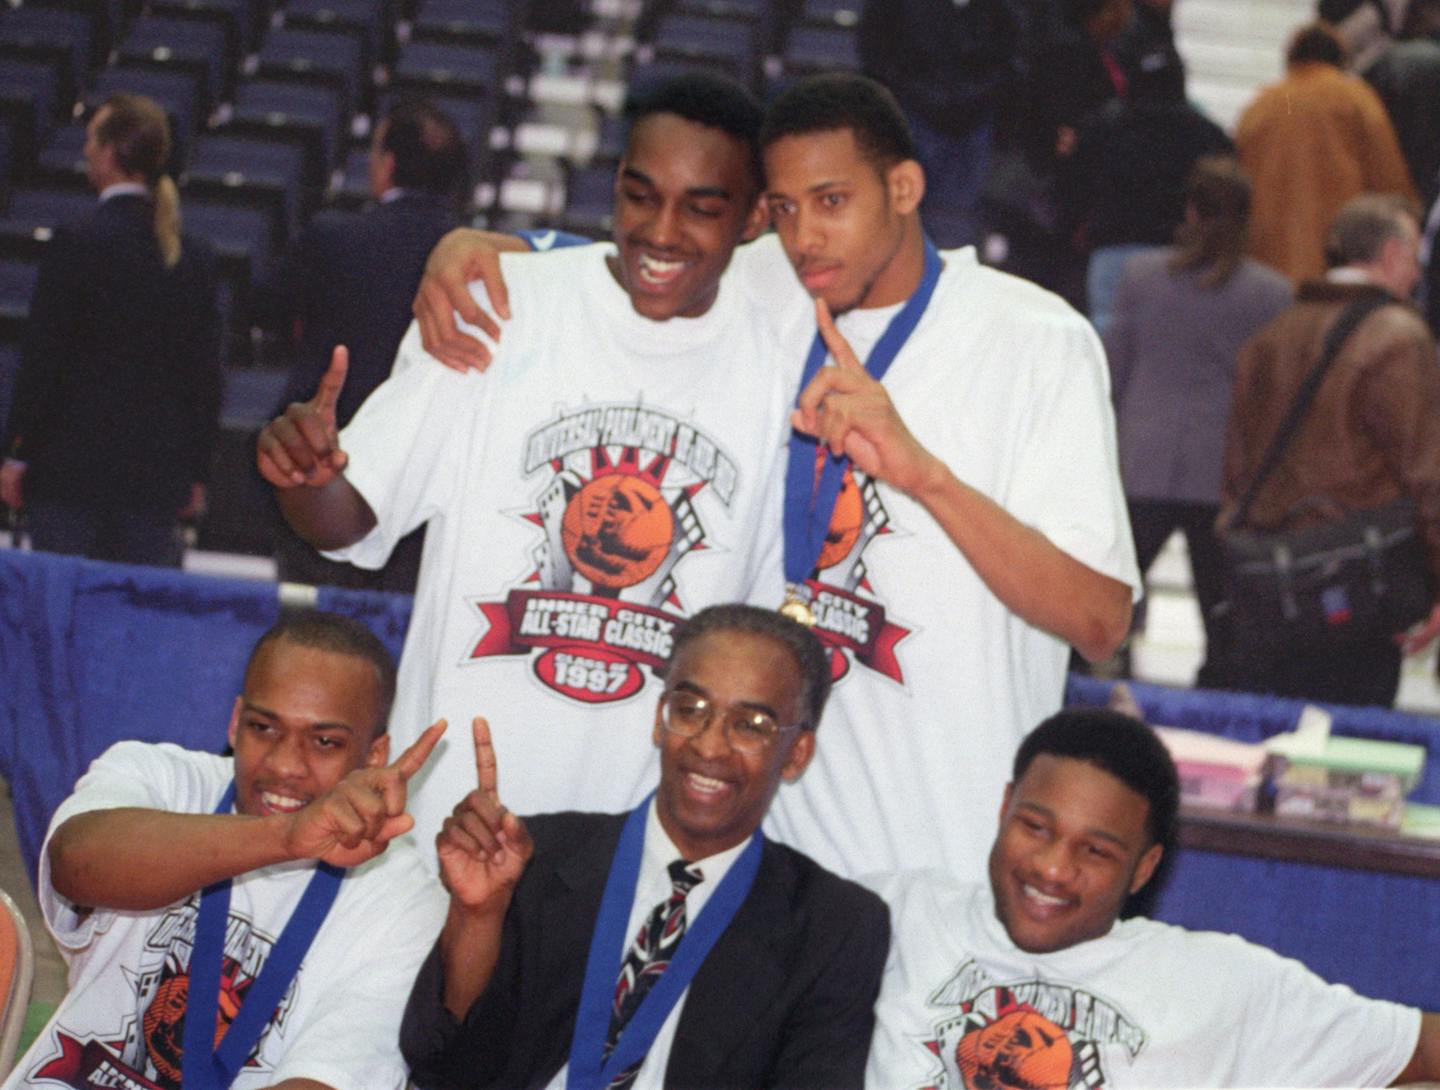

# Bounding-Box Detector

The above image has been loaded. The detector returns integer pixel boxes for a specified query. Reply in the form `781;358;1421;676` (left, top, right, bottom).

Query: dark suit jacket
257;191;459;428
3;194;221;511
401;812;891;1090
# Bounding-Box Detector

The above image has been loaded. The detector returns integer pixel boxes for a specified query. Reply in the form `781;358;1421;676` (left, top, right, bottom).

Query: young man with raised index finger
256;75;797;859
5;611;448;1090
401;604;889;1090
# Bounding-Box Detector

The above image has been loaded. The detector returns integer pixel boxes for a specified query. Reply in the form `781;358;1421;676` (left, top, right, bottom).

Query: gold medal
779;587;816;627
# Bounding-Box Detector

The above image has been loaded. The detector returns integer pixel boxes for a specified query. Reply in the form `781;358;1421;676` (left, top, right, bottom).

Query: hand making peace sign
282;718;447;869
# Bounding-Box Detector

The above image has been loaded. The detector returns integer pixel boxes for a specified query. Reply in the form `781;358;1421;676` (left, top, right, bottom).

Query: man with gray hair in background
1218;192;1440;705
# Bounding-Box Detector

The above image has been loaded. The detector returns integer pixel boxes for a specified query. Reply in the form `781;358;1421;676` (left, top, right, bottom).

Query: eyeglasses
658;690;801;755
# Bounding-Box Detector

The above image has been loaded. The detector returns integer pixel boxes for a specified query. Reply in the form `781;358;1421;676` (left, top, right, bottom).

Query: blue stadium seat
0;7;91;111
5;185;97;228
256;27;365;116
0;56;63;175
118;16;233;115
325;143;371;209
283;0;388;76
392;40;501;99
31;124;87;188
20;0;125;64
781;22;858;71
0;184;95;264
184;132;309;240
592;110;626;167
184;196;278;283
0;258;37;338
801;0;861;25
411;0;515;47
183;198;277;365
151;0;264;57
229;79;347;193
653;13;756;77
627;54;742;101
559;162;614;237
674;0;767;19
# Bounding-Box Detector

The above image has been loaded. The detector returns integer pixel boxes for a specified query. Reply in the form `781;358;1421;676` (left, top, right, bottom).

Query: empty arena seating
0;0;863;553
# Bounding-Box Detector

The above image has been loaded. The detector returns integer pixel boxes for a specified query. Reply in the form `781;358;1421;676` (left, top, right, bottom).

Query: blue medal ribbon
782;239;944;594
181;780;346;1090
566;793;763;1090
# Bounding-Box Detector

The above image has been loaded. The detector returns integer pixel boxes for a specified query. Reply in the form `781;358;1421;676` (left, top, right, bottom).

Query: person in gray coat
1103;156;1291;685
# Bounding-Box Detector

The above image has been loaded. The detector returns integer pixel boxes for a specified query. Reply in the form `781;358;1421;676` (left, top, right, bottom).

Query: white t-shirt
730;236;1141;881
865;871;1420;1090
330;243;793;854
8;741;448;1090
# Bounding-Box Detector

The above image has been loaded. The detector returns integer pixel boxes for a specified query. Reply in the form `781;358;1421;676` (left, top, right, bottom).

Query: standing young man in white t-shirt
410;73;1141;883
256;76;794;853
867;708;1440;1089
6;610;449;1090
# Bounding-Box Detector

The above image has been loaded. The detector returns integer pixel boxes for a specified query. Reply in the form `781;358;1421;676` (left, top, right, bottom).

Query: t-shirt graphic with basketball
332;243;793;856
911;958;1142;1090
864;872;1419;1090
28;895;291;1090
464;404;744;705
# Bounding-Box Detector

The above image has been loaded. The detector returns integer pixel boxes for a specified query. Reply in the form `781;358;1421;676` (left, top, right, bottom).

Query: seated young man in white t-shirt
5;610;449;1090
866;708;1440;1089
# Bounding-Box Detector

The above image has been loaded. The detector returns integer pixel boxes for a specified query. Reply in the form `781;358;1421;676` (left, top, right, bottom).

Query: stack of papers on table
1267;707;1425;830
1154;726;1270;813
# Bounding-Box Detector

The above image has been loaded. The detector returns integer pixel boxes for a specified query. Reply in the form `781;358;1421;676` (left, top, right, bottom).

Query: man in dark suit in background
401;604;890;1090
0;93;221;567
257;97;467;591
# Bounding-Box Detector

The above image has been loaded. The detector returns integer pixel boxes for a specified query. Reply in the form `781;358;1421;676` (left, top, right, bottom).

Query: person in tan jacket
1236;22;1417;284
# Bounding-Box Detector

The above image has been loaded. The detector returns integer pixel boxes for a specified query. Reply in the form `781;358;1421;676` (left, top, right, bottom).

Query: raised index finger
472;716;500;800
392;719;447;780
815;298;865;373
313;345;349;414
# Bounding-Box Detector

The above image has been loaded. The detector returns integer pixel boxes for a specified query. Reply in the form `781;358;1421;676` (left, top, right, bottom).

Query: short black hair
246;610;397;735
626;72;765;191
760;73;918;172
1286;21;1346;66
381;97;468;198
1013;708;1179;849
664;604;831;730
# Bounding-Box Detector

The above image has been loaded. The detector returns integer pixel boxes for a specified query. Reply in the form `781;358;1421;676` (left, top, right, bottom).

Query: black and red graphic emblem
911;960;1145;1090
467;404;739;704
27;901;290;1090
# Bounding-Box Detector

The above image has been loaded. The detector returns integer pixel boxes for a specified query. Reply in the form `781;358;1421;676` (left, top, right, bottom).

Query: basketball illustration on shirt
467;403;745;705
817;467;864;571
956;1008;1074;1090
562;473;675;589
142;973;189;1083
913;959;1145;1090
